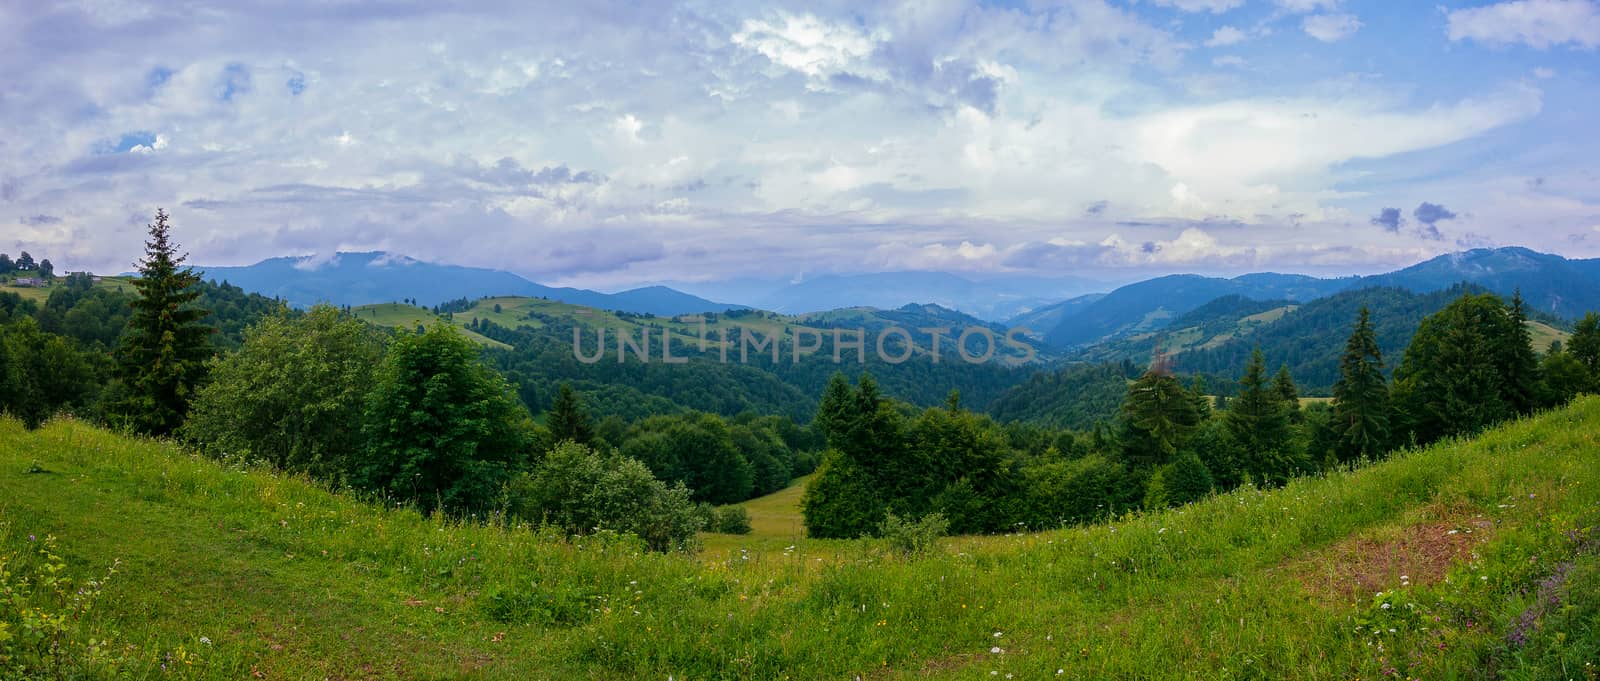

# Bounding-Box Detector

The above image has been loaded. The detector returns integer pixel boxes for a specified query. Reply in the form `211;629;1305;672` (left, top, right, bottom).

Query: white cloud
0;1;1585;286
732;13;886;81
1150;0;1245;13
1205;26;1248;47
1302;13;1363;42
1446;0;1600;49
1273;0;1341;12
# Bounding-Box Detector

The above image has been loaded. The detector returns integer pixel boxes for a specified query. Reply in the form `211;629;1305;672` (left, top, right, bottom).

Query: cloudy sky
3;0;1599;288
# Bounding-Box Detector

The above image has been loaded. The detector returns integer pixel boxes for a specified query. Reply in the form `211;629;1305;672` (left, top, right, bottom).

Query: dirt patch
1289;513;1492;605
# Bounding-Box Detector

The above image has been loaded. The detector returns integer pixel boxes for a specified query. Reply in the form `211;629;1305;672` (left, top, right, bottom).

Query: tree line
800;289;1598;538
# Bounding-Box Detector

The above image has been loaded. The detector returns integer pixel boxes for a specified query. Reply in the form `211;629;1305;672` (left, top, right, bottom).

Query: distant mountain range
661;271;1107;321
1015;247;1600;349
195;247;1600;342
195;252;743;316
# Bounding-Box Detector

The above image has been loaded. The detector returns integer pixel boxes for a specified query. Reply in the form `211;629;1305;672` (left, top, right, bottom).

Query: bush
183;305;385;476
879;512;949;557
711;506;752;535
509;442;703;552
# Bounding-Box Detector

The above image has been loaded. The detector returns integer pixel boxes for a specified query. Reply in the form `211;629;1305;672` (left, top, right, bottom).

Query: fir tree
109;209;214;435
1273;365;1301;424
1117;368;1202;468
1225;348;1296;485
546;382;593;446
1498;290;1540;415
1331;307;1390;461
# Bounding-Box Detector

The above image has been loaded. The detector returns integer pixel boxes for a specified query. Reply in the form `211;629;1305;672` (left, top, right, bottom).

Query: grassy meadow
3;399;1600;678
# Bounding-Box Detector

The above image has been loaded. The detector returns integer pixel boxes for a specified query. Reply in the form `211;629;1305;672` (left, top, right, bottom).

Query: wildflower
990;646;1003;654
199;636;212;646
993;631;1003;638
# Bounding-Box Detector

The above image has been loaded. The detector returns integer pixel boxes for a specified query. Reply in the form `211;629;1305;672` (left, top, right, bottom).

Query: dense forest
5;212;1599;553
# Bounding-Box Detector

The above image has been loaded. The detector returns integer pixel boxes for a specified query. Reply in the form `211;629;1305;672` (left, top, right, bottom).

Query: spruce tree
814;372;855;448
1117;369;1201;468
110;209;214;435
546;382;593;446
1393;293;1510;444
1331;307;1390;461
1273;365;1301;423
1499;290;1540;415
1225;349;1296;486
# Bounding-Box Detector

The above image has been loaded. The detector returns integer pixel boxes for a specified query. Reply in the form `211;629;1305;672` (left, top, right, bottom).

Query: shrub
711;506;752;535
509;442;703;552
879;511;949;557
0;533;130;677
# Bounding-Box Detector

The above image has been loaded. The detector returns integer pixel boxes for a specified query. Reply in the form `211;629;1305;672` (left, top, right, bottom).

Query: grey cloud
1370;207;1403;232
1085;200;1109;217
1412;202;1457;226
20;214;61;225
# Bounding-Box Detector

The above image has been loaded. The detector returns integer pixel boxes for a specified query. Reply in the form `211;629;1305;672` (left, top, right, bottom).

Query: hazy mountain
1024;247;1600;350
717;271;1106;321
1361;247;1600;320
1005;293;1107;338
195;252;741;316
1036;273;1351;348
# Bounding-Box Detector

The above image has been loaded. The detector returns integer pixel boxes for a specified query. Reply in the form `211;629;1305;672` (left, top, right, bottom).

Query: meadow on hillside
3;398;1598;679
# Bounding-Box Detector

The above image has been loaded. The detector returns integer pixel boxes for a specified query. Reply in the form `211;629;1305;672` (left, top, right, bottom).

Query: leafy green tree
800;449;884;539
0;253;13;274
108;210;215;435
1331;307;1390;462
15;251;34;271
356;324;535;514
622;412;753;504
1117;369;1202;467
0;318;99;429
1020;454;1136;527
1158;452;1213;507
37;259;54;281
509;441;701;552
182;306;386;476
1539;348;1589;407
545;382;593;445
1225;349;1297;486
1566;312;1600;385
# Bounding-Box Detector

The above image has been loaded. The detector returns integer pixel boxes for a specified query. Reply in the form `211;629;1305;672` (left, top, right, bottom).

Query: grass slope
351;302;512;349
3;401;1600;679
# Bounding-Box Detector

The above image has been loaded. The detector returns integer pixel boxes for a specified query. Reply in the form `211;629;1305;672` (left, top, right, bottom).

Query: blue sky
2;0;1597;288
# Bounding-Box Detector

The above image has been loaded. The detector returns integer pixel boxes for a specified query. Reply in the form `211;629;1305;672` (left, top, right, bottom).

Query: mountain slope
1362;246;1600;320
1176;285;1569;391
1041;273;1349;348
6;400;1599;678
196;251;740;316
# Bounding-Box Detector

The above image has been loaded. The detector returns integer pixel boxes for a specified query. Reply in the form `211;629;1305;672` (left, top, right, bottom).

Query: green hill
4;399;1599;678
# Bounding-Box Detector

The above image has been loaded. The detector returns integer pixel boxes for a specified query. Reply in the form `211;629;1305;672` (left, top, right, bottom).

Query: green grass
0;275;134;304
1527;320;1570;354
351;302;511;349
3;400;1600;678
